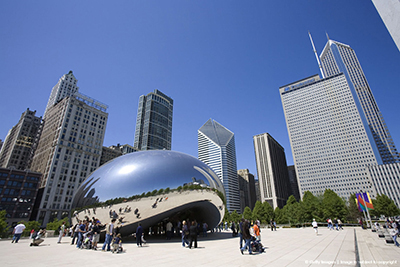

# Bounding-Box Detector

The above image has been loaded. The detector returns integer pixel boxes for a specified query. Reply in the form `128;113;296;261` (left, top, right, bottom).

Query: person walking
11;223;26;243
181;220;189;247
57;221;66;243
136;223;143;247
391;225;400;247
102;218;115;251
239;218;244;249
240;220;252;255
188;221;198;249
312;219;318;235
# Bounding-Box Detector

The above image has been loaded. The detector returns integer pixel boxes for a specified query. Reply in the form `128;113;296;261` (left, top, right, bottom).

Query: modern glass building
198;119;240;212
320;39;399;164
280;73;381;200
368;163;400;208
134;90;173;151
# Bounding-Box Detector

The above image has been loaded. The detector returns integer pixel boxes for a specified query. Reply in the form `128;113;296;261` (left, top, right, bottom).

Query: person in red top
253;223;260;241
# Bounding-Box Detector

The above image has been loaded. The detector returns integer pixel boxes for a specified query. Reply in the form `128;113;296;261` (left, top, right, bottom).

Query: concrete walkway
1;227;399;267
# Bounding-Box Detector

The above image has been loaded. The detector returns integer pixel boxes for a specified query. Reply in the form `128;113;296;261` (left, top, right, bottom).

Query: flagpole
358;193;369;228
360;190;374;231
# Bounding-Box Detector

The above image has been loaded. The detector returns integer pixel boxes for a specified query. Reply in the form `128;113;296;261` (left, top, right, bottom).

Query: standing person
188;221;198;249
333;218;338;231
253;222;261;241
71;222;80;245
57;221;66;244
92;221;100;250
76;220;87;248
312;219;318;235
230;221;236;237
270;219;274;231
273;220;277;231
391;225;400;247
166;221;173;240
181;220;189;247
11;223;26;243
240;220;252;255
239;219;244;249
102;218;116;251
337;219;343;230
136;223;143;247
203;222;208;237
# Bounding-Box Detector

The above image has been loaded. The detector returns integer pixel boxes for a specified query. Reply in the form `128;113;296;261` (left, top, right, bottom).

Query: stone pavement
1;227;399;267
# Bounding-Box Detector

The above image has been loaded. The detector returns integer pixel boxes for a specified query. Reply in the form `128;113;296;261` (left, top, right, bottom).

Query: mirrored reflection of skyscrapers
134;90;173;151
198;119;240;213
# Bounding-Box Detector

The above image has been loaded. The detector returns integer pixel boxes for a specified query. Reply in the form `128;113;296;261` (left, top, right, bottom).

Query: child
112;233;123;253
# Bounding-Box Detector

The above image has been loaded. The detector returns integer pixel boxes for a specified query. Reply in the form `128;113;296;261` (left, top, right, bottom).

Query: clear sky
1;1;399;179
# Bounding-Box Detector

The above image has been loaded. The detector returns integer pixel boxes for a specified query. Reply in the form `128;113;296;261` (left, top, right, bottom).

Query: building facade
280;73;381;200
253;133;292;209
0;108;42;170
287;165;300;201
134;90;173;151
0;167;41;226
237;169;256;211
368;163;400;208
30;72;108;224
44;71;79;119
371;0;400;52
320;39;399;164
198;119;240;212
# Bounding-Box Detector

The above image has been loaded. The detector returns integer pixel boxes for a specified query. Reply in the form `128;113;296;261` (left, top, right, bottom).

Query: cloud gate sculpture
71;150;225;236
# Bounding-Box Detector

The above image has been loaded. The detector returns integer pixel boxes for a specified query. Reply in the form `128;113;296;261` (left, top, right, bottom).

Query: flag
356;193;374;211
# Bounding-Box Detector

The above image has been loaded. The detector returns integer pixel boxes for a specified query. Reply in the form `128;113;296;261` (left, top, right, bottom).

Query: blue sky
1;1;399;178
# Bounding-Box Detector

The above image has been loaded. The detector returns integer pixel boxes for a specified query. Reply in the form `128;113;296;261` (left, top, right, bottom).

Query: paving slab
1;227;399;267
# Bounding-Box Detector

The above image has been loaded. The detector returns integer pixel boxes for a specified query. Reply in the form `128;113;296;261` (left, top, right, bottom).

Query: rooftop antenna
308;31;325;78
325;32;330;41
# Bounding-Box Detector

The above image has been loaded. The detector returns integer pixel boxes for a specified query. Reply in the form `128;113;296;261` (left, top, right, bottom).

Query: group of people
11;222;47;246
327;218;343;231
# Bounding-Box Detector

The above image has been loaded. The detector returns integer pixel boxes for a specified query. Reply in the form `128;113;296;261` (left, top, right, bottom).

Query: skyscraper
319;39;399;164
371;0;400;52
44;71;78;119
253;133;292;209
134;90;173;151
30;72;108;224
238;169;257;211
280;73;381;200
0;108;42;170
198;119;240;212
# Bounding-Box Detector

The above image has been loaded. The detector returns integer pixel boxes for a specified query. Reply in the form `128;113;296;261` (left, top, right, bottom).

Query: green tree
373;194;400;217
274;207;287;224
283;195;301;226
0;210;10;238
321;189;348;220
262;201;274;222
223;209;231;222
301;191;322;222
242;206;252;220
252;201;266;222
346;193;361;222
230;210;241;222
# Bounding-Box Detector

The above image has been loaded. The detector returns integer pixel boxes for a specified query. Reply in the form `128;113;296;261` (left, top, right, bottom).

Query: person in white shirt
312;219;318;235
12;223;26;243
57;222;66;243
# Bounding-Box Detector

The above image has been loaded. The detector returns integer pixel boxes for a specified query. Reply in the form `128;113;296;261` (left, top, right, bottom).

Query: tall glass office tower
280;38;399;200
134;90;173;151
198;119;240;212
320;40;399;164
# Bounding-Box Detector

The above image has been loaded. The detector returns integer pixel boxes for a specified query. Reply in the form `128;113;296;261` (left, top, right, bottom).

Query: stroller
81;232;93;249
251;238;264;253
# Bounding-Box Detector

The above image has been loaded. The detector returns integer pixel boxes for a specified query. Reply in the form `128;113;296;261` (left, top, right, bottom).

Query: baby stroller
81;232;92;249
251;238;264;253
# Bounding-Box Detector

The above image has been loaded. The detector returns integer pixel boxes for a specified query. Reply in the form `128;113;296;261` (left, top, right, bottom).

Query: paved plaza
2;227;399;267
